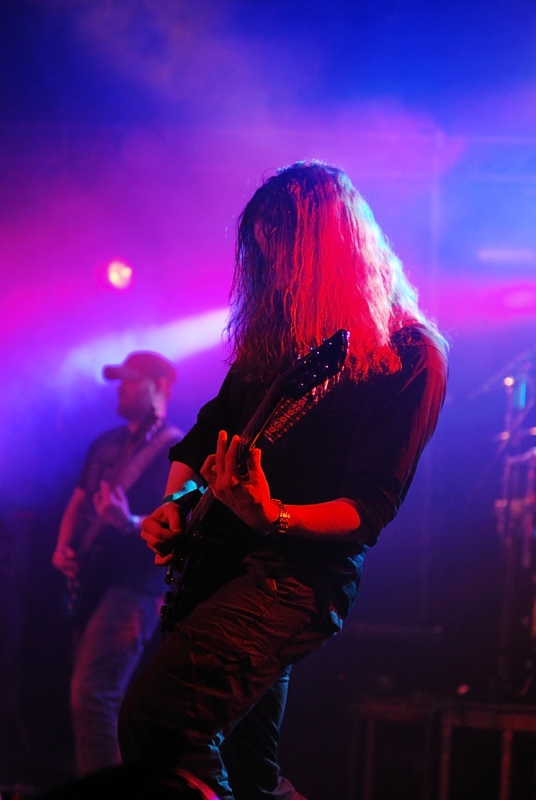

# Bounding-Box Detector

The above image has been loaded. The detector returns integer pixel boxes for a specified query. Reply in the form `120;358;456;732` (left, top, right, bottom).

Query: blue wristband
162;493;183;504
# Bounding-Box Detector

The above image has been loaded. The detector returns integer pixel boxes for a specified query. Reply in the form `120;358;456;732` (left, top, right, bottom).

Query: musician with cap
52;351;182;777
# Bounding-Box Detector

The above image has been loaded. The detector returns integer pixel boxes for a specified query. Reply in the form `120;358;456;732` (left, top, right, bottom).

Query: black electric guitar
161;329;349;631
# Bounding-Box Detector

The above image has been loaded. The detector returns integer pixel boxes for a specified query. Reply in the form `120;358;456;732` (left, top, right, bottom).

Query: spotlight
107;259;133;289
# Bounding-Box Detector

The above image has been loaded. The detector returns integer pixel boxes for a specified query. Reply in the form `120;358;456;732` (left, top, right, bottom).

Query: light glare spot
107;260;133;289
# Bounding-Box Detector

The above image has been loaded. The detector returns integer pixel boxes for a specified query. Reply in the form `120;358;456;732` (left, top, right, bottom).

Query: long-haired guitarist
118;162;448;800
52;351;181;776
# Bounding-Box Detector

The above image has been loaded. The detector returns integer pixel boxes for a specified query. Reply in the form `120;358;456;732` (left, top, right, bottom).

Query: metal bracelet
269;498;291;534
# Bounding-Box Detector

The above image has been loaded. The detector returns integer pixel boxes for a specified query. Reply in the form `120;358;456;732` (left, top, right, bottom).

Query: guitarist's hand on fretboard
93;480;132;531
141;501;183;567
200;430;278;532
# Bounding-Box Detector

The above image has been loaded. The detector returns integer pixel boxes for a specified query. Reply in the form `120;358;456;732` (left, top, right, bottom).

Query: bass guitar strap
117;424;183;495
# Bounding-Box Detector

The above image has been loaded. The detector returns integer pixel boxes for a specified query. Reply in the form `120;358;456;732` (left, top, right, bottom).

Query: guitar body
162;501;252;625
67;523;131;626
161;329;349;631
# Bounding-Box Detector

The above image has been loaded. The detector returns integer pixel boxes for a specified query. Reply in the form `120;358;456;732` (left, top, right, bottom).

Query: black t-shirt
78;421;180;595
169;325;447;617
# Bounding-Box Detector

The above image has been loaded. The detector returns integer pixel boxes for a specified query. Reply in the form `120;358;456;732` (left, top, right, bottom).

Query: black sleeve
76;429;120;496
77;442;97;493
341;337;447;545
168;369;235;472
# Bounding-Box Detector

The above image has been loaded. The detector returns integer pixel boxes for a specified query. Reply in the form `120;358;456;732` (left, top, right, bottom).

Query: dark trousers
118;556;340;799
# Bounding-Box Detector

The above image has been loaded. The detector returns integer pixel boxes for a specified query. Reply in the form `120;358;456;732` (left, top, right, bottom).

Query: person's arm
200;431;363;541
267;498;362;540
141;378;227;568
91;480;148;534
141;462;204;566
52;486;87;578
164;461;203;498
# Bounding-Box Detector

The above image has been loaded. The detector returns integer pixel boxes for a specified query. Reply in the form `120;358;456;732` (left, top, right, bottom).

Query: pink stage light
107;259;133;289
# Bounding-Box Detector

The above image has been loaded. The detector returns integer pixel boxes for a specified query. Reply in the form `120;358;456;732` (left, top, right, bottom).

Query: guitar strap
117;425;182;495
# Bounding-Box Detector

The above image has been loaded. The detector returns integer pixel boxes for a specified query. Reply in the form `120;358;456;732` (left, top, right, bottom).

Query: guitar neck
163;330;349;617
183;384;285;537
237;386;286;462
179;330;349;543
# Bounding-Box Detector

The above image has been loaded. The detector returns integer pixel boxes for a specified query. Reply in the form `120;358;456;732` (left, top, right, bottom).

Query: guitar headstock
278;329;349;400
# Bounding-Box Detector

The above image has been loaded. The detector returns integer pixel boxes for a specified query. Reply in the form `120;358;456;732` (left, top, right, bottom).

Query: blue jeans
71;585;162;776
118;556;340;800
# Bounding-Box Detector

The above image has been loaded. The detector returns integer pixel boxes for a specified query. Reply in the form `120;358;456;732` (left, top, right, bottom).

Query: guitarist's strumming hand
52;545;79;580
93;480;131;530
200;430;279;531
141;502;182;567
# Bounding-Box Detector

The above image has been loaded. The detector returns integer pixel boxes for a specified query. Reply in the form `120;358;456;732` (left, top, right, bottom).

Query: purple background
1;1;536;795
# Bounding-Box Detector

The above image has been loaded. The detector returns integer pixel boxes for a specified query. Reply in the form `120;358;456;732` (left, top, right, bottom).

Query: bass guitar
66;413;180;621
